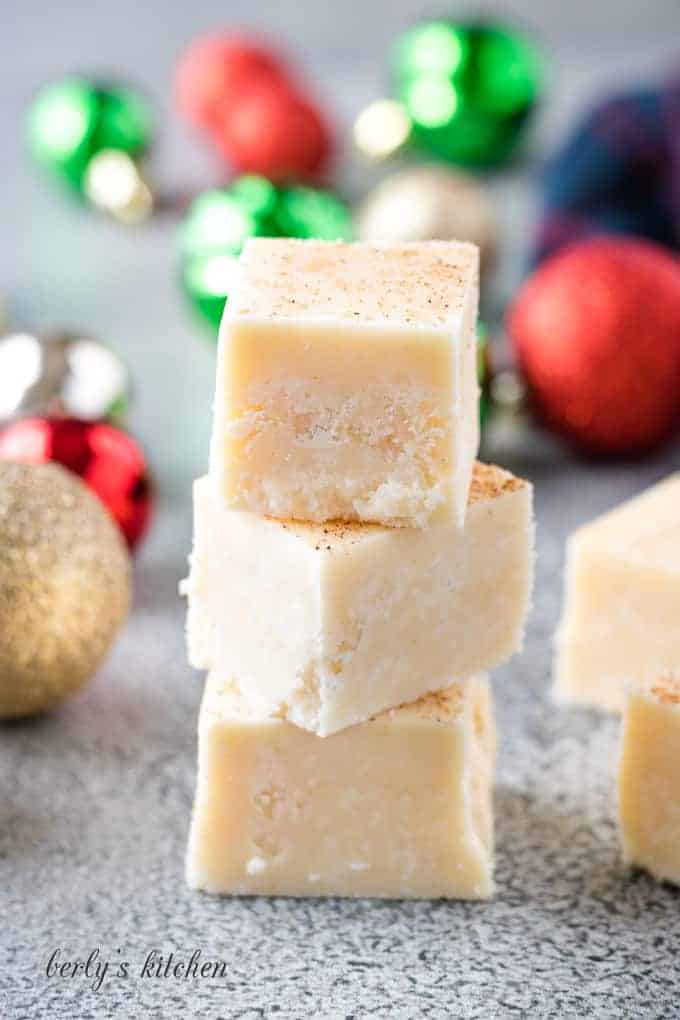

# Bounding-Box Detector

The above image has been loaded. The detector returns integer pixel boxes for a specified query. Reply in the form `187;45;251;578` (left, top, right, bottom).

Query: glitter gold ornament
0;461;131;718
357;165;496;272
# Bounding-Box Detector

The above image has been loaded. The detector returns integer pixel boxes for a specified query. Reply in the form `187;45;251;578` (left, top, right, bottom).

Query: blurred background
2;0;680;557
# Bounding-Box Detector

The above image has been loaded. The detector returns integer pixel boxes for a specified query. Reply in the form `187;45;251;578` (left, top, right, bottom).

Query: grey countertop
2;2;680;1017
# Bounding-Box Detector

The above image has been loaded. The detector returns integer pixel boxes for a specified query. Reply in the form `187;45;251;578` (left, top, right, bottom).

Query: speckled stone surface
4;443;680;1020
3;2;680;1015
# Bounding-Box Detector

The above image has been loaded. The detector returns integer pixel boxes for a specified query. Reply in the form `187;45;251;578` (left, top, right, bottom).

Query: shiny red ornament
507;236;680;455
210;79;331;181
175;33;285;131
0;417;153;550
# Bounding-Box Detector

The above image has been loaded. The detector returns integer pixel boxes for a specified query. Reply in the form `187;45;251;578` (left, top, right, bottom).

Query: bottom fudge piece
187;673;495;899
619;676;680;885
554;473;680;712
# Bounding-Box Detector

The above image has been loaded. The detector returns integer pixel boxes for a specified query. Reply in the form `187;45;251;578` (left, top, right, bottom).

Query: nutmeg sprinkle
647;675;680;706
468;462;525;504
227;238;479;329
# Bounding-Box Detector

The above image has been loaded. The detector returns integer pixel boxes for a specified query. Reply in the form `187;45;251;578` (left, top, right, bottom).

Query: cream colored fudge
209;238;480;528
554;474;680;712
187;673;495;899
619;675;680;885
186;462;533;736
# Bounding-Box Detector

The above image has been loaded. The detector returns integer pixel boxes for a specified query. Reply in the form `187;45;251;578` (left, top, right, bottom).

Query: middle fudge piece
186;462;533;736
209;238;480;528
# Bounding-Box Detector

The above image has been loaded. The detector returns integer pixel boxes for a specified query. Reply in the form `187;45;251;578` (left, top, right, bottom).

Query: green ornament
275;186;353;240
477;321;491;428
27;76;153;201
27;78;99;189
90;86;151;157
182;256;239;331
181;176;353;334
180;181;282;332
393;20;543;167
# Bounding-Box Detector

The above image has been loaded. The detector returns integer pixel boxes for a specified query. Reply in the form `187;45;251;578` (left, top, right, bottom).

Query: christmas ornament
392;19;543;167
174;32;332;182
357;165;496;271
0;330;130;426
477;321;491;428
27;77;154;222
211;79;331;182
180;176;352;331
532;74;680;265
0;417;153;549
175;33;285;132
274;185;353;240
0;461;131;719
507;237;680;455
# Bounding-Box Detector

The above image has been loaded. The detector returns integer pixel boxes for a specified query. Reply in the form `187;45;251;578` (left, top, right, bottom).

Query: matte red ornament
175;33;285;131
0;417;153;550
210;80;331;181
507;236;680;455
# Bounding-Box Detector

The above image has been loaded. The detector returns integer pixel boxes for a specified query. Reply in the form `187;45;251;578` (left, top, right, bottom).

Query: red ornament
175;33;285;131
507;236;680;455
211;79;331;181
175;30;333;181
0;417;153;550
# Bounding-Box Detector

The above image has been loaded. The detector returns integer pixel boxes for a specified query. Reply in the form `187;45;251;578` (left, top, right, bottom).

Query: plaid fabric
532;73;680;265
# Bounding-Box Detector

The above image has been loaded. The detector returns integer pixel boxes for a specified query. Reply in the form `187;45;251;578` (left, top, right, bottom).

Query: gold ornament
356;164;496;272
0;462;131;718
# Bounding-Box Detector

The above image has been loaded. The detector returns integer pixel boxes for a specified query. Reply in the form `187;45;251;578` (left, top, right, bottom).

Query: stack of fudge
184;239;534;899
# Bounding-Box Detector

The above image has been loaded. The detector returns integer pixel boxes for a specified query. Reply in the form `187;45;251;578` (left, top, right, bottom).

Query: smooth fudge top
226;238;479;329
574;473;680;571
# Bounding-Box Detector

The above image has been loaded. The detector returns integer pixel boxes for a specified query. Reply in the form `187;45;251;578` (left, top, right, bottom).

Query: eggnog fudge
186;462;533;736
209;238;480;528
619;675;680;885
187;672;495;899
554;474;680;712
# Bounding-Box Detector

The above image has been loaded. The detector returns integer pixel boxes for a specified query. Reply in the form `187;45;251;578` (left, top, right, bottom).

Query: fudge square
554;474;680;712
187;673;495;899
619;675;680;885
186;463;533;736
209;238;480;528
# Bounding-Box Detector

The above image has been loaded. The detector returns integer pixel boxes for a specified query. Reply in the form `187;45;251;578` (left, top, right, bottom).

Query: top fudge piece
209;238;480;528
554;473;680;712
